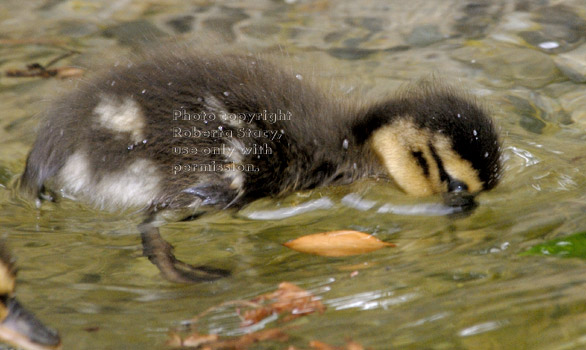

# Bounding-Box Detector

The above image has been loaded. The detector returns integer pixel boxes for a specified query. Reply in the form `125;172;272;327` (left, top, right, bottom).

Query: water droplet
484;152;489;158
167;82;173;86
128;145;134;150
218;126;223;131
141;89;146;94
142;139;148;144
342;139;349;150
457;113;462;118
111;80;116;86
473;130;478;136
223;91;230;97
280;129;285;134
295;74;303;80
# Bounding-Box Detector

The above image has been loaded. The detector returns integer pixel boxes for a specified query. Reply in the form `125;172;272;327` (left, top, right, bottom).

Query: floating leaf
244;282;325;325
310;340;340;350
309;339;365;350
166;329;287;349
522;231;586;258
183;333;218;347
5;65;84;79
284;230;395;257
345;340;365;350
168;282;369;350
165;332;183;347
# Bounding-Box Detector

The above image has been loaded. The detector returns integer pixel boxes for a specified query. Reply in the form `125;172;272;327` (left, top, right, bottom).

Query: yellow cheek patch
369;119;484;196
432;136;483;193
370;120;440;196
0;262;15;297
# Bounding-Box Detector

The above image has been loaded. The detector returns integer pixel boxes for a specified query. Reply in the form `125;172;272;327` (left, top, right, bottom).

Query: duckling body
20;53;501;282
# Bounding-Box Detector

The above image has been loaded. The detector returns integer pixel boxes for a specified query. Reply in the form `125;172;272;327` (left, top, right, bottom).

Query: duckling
0;243;61;350
20;53;501;283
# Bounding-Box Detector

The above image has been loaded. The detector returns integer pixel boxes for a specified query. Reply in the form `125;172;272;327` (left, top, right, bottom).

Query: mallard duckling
0;243;61;350
20;53;501;283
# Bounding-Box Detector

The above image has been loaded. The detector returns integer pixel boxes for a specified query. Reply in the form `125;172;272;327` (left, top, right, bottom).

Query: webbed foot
138;221;230;283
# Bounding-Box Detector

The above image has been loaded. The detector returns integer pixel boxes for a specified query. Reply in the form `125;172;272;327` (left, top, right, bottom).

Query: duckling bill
0;244;61;350
20;53;501;283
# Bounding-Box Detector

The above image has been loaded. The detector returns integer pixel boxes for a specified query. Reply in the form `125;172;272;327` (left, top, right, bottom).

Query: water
1;0;586;349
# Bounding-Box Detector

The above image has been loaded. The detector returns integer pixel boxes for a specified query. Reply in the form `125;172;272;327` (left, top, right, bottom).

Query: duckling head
0;244;61;350
356;84;501;208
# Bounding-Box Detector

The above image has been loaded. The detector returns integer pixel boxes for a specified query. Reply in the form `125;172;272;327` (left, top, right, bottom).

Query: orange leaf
243;282;325;325
183;333;218;347
345;340;365;350
242;307;272;325
309;340;341;350
284;230;395;257
165;332;183;347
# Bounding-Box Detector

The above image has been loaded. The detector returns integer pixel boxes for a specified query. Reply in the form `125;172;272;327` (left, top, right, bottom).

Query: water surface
1;1;586;349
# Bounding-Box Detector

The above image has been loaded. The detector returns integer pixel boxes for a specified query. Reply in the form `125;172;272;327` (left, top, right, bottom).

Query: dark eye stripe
411;151;429;177
428;143;449;184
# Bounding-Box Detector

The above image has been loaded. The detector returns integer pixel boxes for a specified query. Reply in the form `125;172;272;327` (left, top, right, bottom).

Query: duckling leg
138;219;230;283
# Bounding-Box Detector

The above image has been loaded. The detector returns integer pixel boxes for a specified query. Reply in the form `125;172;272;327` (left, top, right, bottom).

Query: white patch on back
225;138;244;164
58;152;161;210
95;95;145;143
205;95;244;128
223;138;245;191
58;152;92;195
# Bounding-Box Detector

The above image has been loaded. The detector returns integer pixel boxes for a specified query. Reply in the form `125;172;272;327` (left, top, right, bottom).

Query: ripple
459;320;508;337
245;197;334;220
327;290;419;311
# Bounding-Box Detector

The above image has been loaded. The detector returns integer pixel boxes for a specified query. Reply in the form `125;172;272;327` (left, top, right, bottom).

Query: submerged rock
501;92;572;134
558;89;586;129
102;20;167;45
451;41;563;88
522;4;586;53
404;24;446;47
241;22;280;39
201;7;249;42
554;45;586;83
166;15;195;34
453;0;504;39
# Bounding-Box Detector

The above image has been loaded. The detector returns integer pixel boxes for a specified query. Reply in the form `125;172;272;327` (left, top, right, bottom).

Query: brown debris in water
4;50;83;79
168;282;328;349
5;64;84;79
309;340;365;350
243;282;325;325
166;329;287;349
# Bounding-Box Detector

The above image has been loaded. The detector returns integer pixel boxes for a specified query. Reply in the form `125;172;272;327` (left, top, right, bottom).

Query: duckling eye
448;179;468;193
